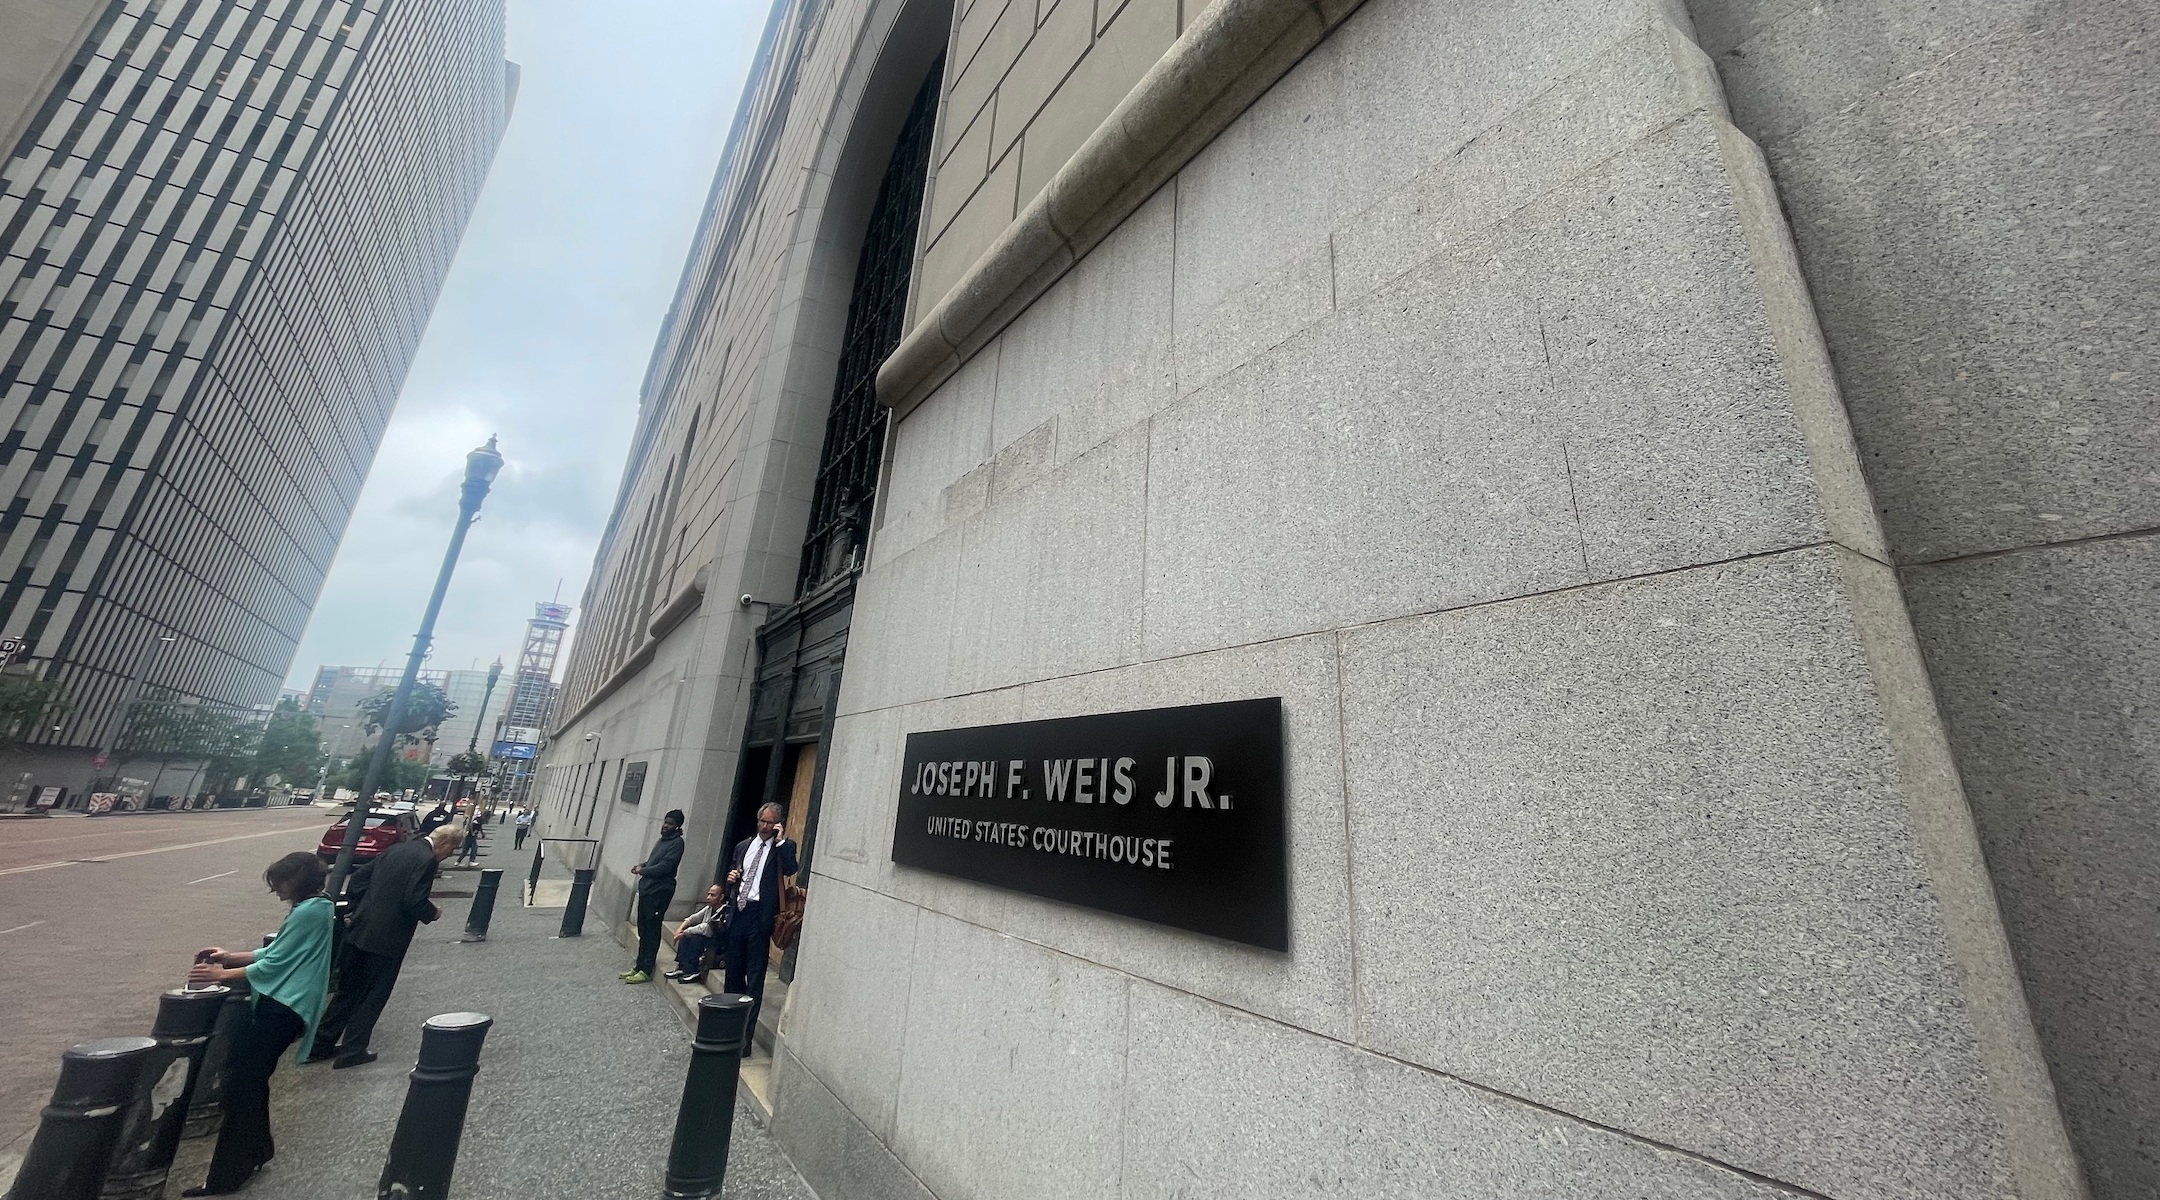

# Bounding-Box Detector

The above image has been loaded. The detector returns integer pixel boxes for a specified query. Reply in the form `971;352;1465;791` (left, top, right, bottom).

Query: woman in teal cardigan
182;851;335;1196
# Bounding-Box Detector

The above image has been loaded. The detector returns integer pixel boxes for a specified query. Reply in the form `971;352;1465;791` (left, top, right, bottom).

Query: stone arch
749;0;953;566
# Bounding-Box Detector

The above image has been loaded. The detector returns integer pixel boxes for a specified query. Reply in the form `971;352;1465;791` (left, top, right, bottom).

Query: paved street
0;807;328;1161
0;814;813;1199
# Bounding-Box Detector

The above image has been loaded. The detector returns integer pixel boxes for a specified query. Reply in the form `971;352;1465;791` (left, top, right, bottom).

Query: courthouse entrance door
725;57;941;983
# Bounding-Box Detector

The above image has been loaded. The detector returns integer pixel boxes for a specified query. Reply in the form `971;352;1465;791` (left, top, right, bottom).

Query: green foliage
445;750;489;777
327;753;430;795
199;714;262;795
357;680;455;739
253;697;322;783
120;687;264;790
119;687;215;762
0;673;69;744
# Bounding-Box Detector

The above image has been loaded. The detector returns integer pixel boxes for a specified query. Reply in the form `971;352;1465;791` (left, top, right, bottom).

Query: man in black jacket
309;826;458;1067
721;802;798;1043
621;808;684;984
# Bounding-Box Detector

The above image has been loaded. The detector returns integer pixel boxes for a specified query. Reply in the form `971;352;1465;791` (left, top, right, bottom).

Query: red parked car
315;810;420;864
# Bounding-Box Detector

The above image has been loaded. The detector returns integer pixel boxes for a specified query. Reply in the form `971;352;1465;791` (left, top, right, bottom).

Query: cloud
284;0;762;685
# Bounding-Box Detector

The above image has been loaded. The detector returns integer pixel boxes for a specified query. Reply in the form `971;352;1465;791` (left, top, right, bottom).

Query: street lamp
327;436;505;898
457;657;503;809
578;731;601;834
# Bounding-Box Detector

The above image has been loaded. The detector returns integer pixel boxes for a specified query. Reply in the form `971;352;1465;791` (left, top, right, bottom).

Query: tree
197;710;263;796
0;672;69;749
253;698;321;783
357;681;455;742
119;688;224;798
444;749;489;803
327;752;430;796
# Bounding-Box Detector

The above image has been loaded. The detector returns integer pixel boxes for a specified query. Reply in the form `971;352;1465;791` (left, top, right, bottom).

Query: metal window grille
793;58;942;597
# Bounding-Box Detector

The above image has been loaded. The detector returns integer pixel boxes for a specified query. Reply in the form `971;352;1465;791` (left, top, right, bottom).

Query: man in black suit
722;802;798;1047
310;826;458;1067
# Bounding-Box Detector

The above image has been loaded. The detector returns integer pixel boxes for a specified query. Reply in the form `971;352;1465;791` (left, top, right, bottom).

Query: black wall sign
889;697;1287;950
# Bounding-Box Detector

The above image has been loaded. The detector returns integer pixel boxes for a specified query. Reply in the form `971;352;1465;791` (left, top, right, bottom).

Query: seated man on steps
666;883;726;982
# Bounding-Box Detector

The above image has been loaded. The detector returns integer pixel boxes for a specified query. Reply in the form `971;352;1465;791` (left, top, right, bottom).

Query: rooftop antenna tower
496;600;572;805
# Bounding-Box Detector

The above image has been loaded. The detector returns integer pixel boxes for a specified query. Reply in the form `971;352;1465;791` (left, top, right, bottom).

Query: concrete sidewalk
164;840;815;1200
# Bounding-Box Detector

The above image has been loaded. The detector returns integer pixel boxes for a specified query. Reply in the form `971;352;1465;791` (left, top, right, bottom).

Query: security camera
739;593;755;608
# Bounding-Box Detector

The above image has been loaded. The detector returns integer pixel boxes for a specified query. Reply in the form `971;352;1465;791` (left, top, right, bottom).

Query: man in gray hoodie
620;808;683;983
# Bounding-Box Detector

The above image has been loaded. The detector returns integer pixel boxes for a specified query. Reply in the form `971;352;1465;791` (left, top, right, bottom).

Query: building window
793;58;942;597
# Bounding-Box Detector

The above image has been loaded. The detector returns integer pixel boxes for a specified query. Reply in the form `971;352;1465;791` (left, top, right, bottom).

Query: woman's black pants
203;995;304;1192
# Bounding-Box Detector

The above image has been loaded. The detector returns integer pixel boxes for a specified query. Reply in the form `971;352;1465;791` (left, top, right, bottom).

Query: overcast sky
282;0;764;688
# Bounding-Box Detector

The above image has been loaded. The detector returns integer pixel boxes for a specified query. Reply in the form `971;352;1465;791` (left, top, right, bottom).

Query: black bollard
5;1037;157;1200
524;841;543;905
376;1012;493;1200
100;987;227;1200
558;867;594;937
460;868;503;942
661;993;755;1199
182;982;251;1140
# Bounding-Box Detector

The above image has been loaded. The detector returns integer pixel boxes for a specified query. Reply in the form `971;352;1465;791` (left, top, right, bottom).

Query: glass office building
0;0;510;787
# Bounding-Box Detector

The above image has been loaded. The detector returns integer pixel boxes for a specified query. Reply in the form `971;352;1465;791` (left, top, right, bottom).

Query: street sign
0;637;24;664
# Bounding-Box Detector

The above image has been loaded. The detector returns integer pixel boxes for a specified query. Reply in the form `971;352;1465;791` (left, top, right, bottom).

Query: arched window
793;58;941;596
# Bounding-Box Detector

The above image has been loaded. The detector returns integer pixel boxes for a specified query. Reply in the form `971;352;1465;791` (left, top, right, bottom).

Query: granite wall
536;0;952;926
920;0;1183;310
770;0;2112;1196
1692;0;2158;1193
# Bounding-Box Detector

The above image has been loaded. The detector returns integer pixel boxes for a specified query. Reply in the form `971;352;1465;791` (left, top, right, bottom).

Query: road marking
0;822;258;849
0;824;320;877
0;921;43;935
186;869;237;885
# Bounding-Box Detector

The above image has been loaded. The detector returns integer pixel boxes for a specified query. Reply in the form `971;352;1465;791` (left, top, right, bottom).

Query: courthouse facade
0;0;510;790
539;0;2155;1195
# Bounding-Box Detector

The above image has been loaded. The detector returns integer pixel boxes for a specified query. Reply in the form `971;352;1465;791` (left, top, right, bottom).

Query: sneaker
622;970;651;984
618;969;639;979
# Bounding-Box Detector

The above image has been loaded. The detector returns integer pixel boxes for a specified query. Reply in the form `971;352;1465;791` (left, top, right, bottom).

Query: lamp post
459;658;503;810
579;731;601;833
327;437;504;899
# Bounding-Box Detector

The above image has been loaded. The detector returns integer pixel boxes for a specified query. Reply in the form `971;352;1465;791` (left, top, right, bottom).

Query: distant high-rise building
500;600;567;739
491;599;565;804
0;0;513;789
305;661;509;767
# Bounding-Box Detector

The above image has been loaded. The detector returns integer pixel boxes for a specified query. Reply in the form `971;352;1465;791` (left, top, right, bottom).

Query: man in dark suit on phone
721;801;797;1049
